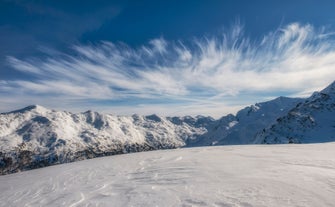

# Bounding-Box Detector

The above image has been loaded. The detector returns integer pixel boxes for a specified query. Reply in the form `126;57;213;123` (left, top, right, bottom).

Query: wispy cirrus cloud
2;23;335;117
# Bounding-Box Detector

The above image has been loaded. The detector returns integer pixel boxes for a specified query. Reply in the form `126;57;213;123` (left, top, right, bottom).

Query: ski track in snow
1;143;335;207
69;193;85;207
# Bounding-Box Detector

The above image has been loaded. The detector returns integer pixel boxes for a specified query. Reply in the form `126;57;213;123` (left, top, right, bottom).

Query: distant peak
195;115;215;121
321;80;335;94
25;105;46;111
271;96;292;102
145;114;162;122
276;96;288;100
4;105;48;114
24;105;38;110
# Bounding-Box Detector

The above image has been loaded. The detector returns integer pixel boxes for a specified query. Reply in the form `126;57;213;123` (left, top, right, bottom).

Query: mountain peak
5;105;49;114
145;114;162;122
23;105;39;110
320;80;335;94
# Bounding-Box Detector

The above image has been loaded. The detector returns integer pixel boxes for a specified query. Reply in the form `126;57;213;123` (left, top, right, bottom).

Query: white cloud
149;38;168;55
2;22;335;117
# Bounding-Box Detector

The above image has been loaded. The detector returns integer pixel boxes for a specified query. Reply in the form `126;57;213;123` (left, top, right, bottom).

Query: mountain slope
0;95;301;174
1;143;335;207
4;79;335;175
0;106;206;174
255;81;335;144
189;96;303;146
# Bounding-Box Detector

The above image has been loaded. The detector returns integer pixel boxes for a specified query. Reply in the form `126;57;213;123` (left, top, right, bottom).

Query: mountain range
1;81;334;174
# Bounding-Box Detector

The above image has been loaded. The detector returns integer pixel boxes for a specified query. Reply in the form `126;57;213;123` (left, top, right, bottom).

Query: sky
1;0;335;118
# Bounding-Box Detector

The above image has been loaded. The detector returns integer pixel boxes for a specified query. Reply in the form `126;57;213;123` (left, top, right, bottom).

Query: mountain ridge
254;81;335;144
1;80;335;174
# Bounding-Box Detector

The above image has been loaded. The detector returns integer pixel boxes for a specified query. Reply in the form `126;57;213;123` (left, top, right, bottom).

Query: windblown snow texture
1;143;335;206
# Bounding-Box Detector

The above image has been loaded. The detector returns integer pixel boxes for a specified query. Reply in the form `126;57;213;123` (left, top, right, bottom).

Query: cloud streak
2;23;335;117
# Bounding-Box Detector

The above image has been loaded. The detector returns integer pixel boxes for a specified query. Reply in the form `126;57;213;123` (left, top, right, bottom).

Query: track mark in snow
69;192;85;207
174;156;183;161
139;160;146;166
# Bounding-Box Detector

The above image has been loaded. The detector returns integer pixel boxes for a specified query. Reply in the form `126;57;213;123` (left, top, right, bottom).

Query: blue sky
1;0;335;117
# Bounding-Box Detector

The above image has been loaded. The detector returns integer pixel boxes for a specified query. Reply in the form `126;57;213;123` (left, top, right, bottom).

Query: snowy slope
255;81;335;144
190;96;302;146
0;95;302;174
2;80;335;174
0;143;335;207
0;106;206;174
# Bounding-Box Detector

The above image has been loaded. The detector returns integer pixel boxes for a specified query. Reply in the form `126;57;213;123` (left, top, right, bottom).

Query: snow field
1;143;335;206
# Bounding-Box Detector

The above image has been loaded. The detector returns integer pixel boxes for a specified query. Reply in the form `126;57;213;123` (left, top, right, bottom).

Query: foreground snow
1;143;335;207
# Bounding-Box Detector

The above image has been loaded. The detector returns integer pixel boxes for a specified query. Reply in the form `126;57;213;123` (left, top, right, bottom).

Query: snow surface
1;143;335;207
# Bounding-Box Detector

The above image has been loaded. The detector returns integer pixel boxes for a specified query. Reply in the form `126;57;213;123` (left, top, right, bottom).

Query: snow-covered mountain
188;96;303;146
0;96;300;174
2;81;335;174
0;106;206;174
255;81;335;144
